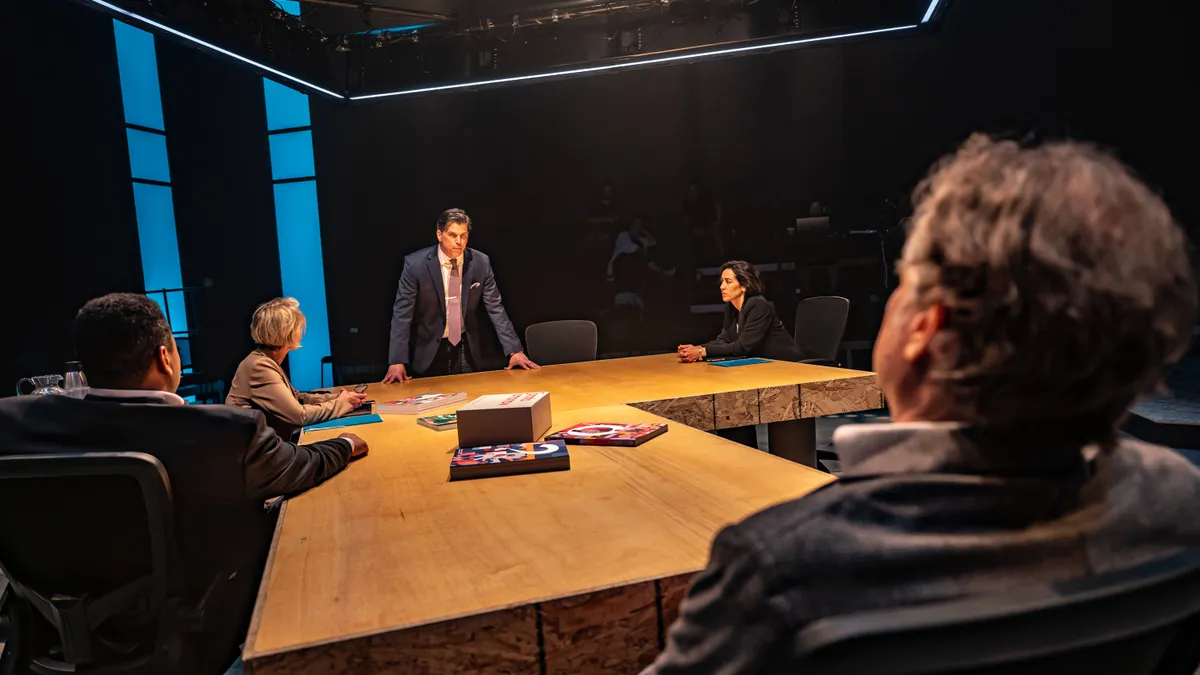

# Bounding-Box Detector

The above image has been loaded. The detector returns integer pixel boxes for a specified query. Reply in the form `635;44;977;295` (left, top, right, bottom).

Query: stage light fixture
85;0;345;98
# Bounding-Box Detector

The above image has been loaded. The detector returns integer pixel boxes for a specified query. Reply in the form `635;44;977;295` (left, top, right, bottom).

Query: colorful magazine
418;413;457;431
545;422;668;447
377;392;466;415
448;441;570;481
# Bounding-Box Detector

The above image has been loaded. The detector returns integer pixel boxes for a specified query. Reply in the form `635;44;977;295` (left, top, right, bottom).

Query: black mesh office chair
793;547;1200;675
525;320;599;366
0;453;231;675
794;296;851;367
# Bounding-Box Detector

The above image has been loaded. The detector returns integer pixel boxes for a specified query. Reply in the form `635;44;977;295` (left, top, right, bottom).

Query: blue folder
708;357;772;367
303;413;383;432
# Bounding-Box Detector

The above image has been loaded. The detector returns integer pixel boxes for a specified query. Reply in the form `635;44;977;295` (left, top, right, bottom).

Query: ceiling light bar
350;24;917;101
921;0;943;23
86;0;345;99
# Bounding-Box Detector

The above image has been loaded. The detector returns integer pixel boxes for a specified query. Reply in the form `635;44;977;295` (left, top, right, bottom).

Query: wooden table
243;356;882;674
344;354;881;466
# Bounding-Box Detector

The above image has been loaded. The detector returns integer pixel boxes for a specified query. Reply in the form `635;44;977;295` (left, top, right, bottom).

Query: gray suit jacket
645;423;1200;674
389;246;524;375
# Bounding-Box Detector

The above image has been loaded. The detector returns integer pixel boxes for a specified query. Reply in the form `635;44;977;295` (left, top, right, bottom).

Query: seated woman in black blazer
678;260;804;363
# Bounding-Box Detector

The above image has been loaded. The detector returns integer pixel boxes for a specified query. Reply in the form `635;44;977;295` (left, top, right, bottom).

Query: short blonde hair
251;297;306;349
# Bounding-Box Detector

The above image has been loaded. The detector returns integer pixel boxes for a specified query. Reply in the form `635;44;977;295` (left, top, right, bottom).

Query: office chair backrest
794;547;1200;675
0;453;181;671
795;296;850;362
525;320;599;366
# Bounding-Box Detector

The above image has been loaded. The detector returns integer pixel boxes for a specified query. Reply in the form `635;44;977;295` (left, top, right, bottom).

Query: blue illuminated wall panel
262;0;330;390
112;20;165;131
272;179;331;390
126;129;171;182
263;68;330;390
264;78;311;130
113;19;188;335
268;131;317;180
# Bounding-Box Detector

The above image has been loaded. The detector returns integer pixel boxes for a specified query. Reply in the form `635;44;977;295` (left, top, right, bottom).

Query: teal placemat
304;414;383;431
708;357;772;367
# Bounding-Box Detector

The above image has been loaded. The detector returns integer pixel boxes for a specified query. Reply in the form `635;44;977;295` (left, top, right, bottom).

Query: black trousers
422;337;476;377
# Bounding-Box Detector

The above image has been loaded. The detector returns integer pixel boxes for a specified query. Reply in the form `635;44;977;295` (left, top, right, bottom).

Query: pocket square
470;282;481;289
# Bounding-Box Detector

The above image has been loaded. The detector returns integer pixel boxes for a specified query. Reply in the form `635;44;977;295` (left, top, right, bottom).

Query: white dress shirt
437;247;464;339
88;387;354;453
88;387;187;406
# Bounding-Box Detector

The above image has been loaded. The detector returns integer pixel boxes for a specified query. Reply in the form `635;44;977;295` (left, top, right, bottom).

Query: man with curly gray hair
645;136;1200;675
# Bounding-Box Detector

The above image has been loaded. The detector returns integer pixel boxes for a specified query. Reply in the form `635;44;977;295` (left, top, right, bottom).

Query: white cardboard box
456;392;552;448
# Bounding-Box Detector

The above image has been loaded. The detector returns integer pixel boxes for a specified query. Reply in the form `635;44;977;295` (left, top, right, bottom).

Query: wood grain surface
244;355;880;671
349;354;876;424
244;404;834;665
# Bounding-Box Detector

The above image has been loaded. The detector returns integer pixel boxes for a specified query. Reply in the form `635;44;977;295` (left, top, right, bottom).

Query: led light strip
91;0;944;101
921;0;943;23
350;24;917;100
87;0;344;98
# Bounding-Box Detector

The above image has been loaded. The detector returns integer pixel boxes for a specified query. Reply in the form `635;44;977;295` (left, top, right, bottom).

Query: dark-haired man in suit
0;293;368;674
384;208;538;382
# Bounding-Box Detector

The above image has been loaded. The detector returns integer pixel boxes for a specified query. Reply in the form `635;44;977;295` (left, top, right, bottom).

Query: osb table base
247;574;693;675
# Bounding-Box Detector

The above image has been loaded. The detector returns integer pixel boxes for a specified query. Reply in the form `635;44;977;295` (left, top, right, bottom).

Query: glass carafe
16;375;66;396
64;361;90;399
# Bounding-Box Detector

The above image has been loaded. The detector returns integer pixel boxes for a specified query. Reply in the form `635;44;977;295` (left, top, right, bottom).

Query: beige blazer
226;350;353;440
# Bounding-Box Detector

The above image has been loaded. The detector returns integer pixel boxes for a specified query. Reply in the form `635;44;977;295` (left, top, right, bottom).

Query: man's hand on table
339;433;369;459
382;364;412;384
506;352;540;370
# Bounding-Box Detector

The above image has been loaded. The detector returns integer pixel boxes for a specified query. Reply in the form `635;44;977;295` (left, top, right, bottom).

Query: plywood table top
243;404;835;662
243;355;883;670
354;353;875;414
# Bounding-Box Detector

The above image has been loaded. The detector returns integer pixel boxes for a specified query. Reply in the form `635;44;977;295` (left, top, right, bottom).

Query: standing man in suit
384;208;538;382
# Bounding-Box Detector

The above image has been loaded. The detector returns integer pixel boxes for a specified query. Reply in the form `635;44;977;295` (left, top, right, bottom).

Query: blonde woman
227;298;366;441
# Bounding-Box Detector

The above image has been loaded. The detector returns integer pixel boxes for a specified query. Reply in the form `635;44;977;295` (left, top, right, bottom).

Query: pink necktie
447;259;462;345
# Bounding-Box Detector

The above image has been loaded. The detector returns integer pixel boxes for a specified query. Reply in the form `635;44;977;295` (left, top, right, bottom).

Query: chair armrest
799;358;839;367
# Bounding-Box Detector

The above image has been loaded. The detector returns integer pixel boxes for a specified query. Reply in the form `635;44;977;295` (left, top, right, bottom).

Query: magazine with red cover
544;422;668;447
377;392;466;415
449;441;570;481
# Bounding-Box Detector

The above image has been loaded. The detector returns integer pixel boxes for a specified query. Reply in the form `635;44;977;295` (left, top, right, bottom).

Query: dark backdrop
4;0;1192;391
313;0;1178;370
3;1;141;392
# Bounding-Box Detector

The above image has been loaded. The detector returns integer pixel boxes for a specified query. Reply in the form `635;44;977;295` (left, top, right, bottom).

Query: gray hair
251;297;306;350
904;135;1196;439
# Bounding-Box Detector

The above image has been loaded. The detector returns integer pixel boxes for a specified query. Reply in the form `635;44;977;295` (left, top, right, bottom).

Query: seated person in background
678;260;803;363
607;217;659;281
0;293;369;674
226;297;366;441
645;136;1200;674
608;218;671;310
